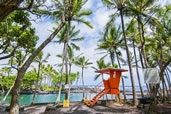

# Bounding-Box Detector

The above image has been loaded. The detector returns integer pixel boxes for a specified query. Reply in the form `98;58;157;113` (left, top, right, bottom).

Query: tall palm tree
127;21;144;97
102;0;137;105
97;24;127;102
32;51;50;104
55;25;87;103
127;0;158;68
97;25;123;66
75;56;92;99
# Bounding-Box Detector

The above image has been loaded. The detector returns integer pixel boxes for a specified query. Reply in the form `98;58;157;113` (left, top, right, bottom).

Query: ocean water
0;92;139;106
0;86;147;105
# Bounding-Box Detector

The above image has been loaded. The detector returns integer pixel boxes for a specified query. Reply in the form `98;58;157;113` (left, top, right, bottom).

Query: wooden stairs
86;89;110;107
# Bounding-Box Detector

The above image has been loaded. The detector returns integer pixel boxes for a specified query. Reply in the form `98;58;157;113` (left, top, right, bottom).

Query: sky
30;0;170;87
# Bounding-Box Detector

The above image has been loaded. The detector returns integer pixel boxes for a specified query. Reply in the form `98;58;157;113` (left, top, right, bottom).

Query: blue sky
31;0;171;87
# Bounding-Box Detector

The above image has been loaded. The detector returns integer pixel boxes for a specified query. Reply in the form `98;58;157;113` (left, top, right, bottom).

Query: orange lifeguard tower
86;68;128;107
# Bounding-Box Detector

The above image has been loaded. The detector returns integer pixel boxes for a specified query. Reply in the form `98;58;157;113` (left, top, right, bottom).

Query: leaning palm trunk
10;23;65;114
0;82;15;105
56;42;67;104
133;40;144;97
120;9;137;105
32;62;41;104
137;16;149;68
115;49;127;102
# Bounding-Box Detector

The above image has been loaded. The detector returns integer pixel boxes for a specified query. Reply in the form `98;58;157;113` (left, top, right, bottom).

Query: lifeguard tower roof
95;68;128;74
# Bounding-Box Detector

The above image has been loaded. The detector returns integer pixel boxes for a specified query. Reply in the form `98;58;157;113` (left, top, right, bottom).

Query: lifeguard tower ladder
86;68;128;107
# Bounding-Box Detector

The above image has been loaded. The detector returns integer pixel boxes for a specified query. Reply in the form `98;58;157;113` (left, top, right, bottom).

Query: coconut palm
102;0;137;105
126;0;159;68
127;21;144;97
32;51;50;104
92;59;111;81
75;56;92;99
97;25;123;66
9;0;92;112
55;25;87;103
97;23;128;102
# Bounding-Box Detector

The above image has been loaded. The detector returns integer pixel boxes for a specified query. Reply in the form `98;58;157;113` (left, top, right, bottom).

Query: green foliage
75;56;93;69
97;25;123;66
21;69;37;90
41;85;57;91
52;72;79;85
1;76;16;89
0;11;38;59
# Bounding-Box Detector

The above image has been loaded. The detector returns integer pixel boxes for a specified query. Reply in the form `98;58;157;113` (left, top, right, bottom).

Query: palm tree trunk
110;52;114;67
137;16;149;68
81;68;85;99
56;42;67;104
64;43;69;100
133;40;144;97
120;9;137;105
10;23;65;114
32;62;41;104
138;47;144;69
115;49;127;102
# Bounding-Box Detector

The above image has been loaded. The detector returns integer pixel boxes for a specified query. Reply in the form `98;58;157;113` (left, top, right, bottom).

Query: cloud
30;0;148;87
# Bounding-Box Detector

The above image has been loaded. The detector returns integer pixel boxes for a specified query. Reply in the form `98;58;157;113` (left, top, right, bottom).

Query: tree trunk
32;62;41;104
137;16;149;68
56;42;67;104
10;23;65;114
110;52;114;67
64;43;69;100
120;9;137;105
138;47;144;68
115;49;127;102
0;82;14;105
133;40;144;97
81;68;85;99
0;0;24;22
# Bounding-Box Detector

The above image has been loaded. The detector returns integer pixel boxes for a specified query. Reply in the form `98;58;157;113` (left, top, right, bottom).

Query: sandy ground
44;103;142;114
1;103;171;114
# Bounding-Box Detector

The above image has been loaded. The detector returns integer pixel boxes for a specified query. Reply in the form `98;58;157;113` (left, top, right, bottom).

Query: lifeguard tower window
113;71;116;78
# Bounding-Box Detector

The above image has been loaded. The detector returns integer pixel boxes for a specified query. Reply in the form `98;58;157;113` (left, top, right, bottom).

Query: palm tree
97;25;123;67
75;56;92;99
127;21;144;97
97;23;127;102
53;0;92;104
32;51;50;104
127;0;159;68
55;25;86;103
92;59;111;81
10;0;92;112
102;0;137;105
